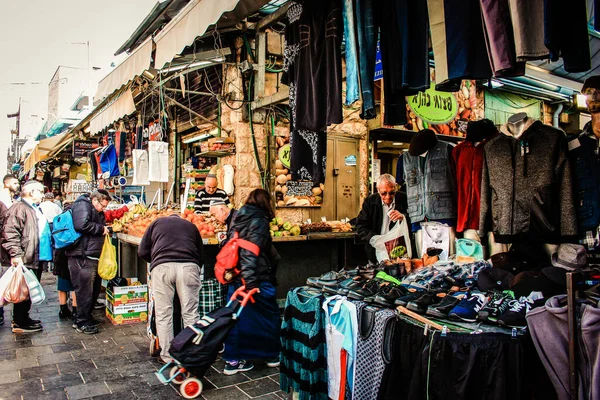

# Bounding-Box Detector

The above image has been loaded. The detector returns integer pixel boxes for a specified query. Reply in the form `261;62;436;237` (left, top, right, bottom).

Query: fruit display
270;217;302;237
113;206;226;239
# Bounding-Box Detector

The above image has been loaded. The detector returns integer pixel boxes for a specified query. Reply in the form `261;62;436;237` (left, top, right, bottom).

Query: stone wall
219;64;369;220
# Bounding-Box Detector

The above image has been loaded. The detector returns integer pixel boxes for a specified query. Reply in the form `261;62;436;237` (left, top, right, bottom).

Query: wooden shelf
196;150;235;158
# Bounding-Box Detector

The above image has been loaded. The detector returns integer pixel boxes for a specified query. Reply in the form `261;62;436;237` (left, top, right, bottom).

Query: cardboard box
106;302;148;325
106;284;148;307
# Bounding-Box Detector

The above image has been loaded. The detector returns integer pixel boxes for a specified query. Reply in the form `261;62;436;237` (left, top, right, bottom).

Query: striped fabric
280;287;328;400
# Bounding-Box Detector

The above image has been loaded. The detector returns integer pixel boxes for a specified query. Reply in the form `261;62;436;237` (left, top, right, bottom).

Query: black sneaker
497;292;544;328
59;309;72;320
407;291;444;314
394;289;426;307
12;321;43;333
76;325;99;335
223;360;254;375
373;285;409;307
336;276;366;296
426;293;466;318
94;301;104;310
347;279;385;300
478;290;514;324
26;318;42;325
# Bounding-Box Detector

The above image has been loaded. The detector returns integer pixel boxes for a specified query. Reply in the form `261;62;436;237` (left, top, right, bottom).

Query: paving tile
70;347;106;360
273;391;290;400
65;381;110;400
140;372;163;387
117;361;154;377
37;351;74;366
80;368;123;384
0;338;33;351
132;384;181;399
0;348;17;360
0;378;43;399
242;364;278;380
0;369;20;385
0;356;39;372
237;377;281;398
124;350;155;364
56;359;96;374
30;388;68;400
253;394;282;400
89;355;130;369
201;385;250;400
15;344;53;358
51;342;84;353
104;377;150;393
204;367;250;388
20;364;60;380
83;392;133;400
41;373;84;391
32;335;65;346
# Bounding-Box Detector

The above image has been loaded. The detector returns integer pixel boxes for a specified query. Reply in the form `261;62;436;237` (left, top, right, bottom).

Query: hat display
551;244;588;271
477;267;515;291
408;129;438;156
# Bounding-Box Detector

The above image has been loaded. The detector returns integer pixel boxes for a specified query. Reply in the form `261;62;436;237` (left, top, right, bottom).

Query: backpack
214;232;260;285
51;210;82;249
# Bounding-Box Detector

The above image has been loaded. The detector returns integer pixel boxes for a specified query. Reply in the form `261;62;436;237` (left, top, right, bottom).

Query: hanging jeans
342;0;360;105
355;0;378;120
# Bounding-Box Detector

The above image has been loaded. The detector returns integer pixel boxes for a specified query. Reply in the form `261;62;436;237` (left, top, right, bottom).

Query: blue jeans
355;0;378;119
342;0;360;106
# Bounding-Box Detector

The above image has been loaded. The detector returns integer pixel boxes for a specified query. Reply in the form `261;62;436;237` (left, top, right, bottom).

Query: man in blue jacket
66;190;110;334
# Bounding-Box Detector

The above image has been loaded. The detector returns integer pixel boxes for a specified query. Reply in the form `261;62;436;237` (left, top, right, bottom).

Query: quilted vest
403;140;456;223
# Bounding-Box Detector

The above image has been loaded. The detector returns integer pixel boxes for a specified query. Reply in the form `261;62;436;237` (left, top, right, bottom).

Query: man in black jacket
2;181;45;333
356;174;408;264
138;213;204;364
66;190;110;334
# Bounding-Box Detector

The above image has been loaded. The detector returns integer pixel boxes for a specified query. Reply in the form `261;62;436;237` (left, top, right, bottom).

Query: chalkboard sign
286;181;313;197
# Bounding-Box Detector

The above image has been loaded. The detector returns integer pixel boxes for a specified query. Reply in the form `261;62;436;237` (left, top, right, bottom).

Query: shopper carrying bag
98;236;118;280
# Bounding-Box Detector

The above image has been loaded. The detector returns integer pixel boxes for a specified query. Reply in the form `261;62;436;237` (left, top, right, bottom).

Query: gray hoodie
479;120;577;243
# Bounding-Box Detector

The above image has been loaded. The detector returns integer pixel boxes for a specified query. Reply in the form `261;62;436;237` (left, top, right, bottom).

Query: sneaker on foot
448;292;489;322
12;321;43;333
76;325;99;335
266;358;280;368
93;301;104;310
59;309;72;320
223;360;254;375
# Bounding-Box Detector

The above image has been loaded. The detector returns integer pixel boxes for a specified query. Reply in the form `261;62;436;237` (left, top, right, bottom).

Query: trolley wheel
180;377;203;399
169;366;190;385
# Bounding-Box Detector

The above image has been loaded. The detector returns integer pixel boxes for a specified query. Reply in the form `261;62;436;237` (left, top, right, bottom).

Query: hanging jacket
403;140;456;223
65;194;107;258
452;137;494;232
2;200;40;267
479;120;577;243
567;124;600;233
229;204;275;290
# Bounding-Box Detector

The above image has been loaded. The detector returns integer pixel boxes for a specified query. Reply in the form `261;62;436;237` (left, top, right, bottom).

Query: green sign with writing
407;83;459;124
278;144;291;168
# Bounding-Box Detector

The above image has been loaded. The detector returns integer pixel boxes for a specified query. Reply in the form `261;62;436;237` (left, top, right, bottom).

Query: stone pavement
0;273;288;400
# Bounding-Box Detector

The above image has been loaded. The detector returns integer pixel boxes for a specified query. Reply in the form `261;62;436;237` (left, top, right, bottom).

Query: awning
95;38;153;101
154;0;272;69
23;147;40;173
89;89;136;135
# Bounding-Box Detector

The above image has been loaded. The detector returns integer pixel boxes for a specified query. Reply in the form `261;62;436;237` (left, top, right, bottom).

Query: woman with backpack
54;201;77;321
222;188;281;375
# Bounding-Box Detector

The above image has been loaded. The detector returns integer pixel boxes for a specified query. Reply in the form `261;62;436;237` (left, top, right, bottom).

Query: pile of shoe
305;261;546;329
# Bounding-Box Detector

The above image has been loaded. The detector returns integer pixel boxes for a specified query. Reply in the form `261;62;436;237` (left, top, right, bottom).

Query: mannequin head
582;76;600;139
466;119;498;142
408;129;438;156
506;112;529;139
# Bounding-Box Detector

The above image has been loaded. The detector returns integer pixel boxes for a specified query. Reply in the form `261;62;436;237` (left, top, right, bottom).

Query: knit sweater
280;288;328;400
479;120;577;243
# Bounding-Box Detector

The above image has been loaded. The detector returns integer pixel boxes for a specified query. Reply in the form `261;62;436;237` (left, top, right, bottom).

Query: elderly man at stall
209;200;237;240
355;174;408;264
194;174;230;214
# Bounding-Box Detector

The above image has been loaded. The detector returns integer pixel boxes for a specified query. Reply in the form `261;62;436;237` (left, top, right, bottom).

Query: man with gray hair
356;174;407;263
2;180;46;332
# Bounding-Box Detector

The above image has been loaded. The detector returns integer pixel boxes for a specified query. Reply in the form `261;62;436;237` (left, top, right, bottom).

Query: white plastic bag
22;265;45;305
369;216;412;262
0;266;19;306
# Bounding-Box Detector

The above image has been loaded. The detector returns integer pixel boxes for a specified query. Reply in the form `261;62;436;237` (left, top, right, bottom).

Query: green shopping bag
98;236;117;280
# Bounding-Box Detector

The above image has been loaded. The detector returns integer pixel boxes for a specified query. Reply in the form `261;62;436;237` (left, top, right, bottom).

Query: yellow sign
278;144;291;168
407;83;459;124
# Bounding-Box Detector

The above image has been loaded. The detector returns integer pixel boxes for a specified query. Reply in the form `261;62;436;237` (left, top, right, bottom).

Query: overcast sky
0;0;157;174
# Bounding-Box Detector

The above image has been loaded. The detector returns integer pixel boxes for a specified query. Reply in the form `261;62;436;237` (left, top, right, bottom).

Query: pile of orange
183;208;217;237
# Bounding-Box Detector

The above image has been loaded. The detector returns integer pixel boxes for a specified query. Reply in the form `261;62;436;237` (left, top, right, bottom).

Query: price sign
73;140;99;158
71;180;95;193
286;181;313;197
